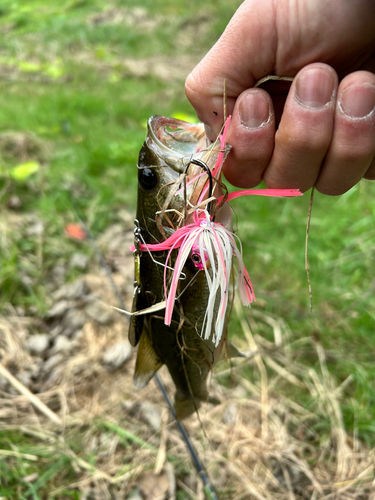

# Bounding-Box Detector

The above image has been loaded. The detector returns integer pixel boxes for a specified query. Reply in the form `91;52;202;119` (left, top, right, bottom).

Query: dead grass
1;263;375;499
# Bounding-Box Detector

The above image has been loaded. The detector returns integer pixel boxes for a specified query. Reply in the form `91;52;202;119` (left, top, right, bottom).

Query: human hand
185;0;375;195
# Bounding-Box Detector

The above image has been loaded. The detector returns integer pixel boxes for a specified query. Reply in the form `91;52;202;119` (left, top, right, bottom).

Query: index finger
185;0;276;134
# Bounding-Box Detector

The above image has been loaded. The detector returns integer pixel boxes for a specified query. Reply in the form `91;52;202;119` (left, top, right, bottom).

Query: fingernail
339;84;375;119
295;67;335;108
239;91;271;129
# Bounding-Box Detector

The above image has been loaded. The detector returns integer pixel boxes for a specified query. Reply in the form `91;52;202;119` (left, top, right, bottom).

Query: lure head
191;244;207;270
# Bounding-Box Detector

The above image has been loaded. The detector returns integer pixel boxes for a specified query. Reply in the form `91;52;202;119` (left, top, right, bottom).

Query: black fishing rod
71;199;219;500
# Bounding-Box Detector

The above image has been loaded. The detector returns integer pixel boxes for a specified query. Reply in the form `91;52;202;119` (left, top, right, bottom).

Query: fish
128;115;248;420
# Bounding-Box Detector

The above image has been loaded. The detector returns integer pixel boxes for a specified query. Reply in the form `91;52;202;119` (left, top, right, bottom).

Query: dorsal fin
133;327;163;389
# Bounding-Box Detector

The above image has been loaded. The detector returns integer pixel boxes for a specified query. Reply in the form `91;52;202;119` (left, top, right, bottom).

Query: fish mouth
147;116;207;173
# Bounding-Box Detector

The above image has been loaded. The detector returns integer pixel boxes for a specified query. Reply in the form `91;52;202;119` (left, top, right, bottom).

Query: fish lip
147;115;206;174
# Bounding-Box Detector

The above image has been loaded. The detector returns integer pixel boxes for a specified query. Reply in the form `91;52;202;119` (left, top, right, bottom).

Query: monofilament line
305;186;315;312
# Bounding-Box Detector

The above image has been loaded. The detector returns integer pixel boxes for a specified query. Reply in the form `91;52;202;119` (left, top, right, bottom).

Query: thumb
185;0;277;134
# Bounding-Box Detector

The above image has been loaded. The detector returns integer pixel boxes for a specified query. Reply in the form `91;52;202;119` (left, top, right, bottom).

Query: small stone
61;309;86;337
15;306;25;316
53;279;88;301
103;340;132;370
223;404;237;425
25;215;44;237
52;335;71;353
126;487;143;500
7;195;22;209
51;264;66;285
47;300;70;318
22;473;39;483
85;300;114;325
43;353;64;372
122;400;135;411
49;325;63;338
137;468;172;499
139;401;162;431
73;329;83;340
0;375;8;390
27;333;50;355
16;370;32;388
67;279;88;299
69;253;89;270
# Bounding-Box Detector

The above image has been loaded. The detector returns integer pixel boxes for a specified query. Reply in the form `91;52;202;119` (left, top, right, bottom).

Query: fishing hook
185;158;214;215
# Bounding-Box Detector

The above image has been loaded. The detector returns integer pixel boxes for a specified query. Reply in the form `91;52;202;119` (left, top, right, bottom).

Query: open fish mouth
148;116;206;161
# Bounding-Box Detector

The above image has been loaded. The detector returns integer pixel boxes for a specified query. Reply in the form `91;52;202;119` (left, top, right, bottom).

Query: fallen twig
0;362;62;426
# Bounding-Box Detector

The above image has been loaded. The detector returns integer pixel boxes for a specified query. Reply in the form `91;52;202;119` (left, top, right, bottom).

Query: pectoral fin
133;327;162;389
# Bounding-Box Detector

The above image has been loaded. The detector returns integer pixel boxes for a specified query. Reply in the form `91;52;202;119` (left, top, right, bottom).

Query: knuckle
276;125;330;156
335;141;374;164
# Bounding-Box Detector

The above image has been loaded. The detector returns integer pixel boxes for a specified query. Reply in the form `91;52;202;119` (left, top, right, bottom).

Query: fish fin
208;396;221;406
133;329;162;389
129;316;144;347
223;341;247;360
128;291;144;347
175;397;202;421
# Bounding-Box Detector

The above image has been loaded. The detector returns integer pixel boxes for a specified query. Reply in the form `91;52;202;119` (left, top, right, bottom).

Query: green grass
1;0;375;496
0;429;77;499
231;181;375;441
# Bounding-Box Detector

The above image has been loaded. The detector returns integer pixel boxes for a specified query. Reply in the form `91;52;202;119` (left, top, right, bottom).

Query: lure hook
186;158;213;215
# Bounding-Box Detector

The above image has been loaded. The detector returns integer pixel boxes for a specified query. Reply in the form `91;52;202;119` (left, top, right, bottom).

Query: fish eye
138;168;158;191
192;254;201;264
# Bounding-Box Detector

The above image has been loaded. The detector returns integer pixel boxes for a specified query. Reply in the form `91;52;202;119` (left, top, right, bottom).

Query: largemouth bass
128;116;248;420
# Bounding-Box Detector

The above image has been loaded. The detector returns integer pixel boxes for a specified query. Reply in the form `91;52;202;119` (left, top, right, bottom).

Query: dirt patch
88;7;163;33
70;51;201;83
0;131;51;164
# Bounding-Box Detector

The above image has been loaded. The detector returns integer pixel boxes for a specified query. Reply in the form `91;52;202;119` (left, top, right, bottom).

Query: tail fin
175;396;202;420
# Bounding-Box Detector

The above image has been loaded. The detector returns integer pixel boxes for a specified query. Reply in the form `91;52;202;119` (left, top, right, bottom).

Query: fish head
136;116;231;243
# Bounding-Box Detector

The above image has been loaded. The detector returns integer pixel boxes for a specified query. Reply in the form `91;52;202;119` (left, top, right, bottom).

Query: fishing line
154;376;219;500
70;198;219;500
305;186;315;312
175;272;200;301
134;219;187;280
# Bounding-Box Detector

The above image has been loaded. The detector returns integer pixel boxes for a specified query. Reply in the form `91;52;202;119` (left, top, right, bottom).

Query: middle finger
263;63;338;191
